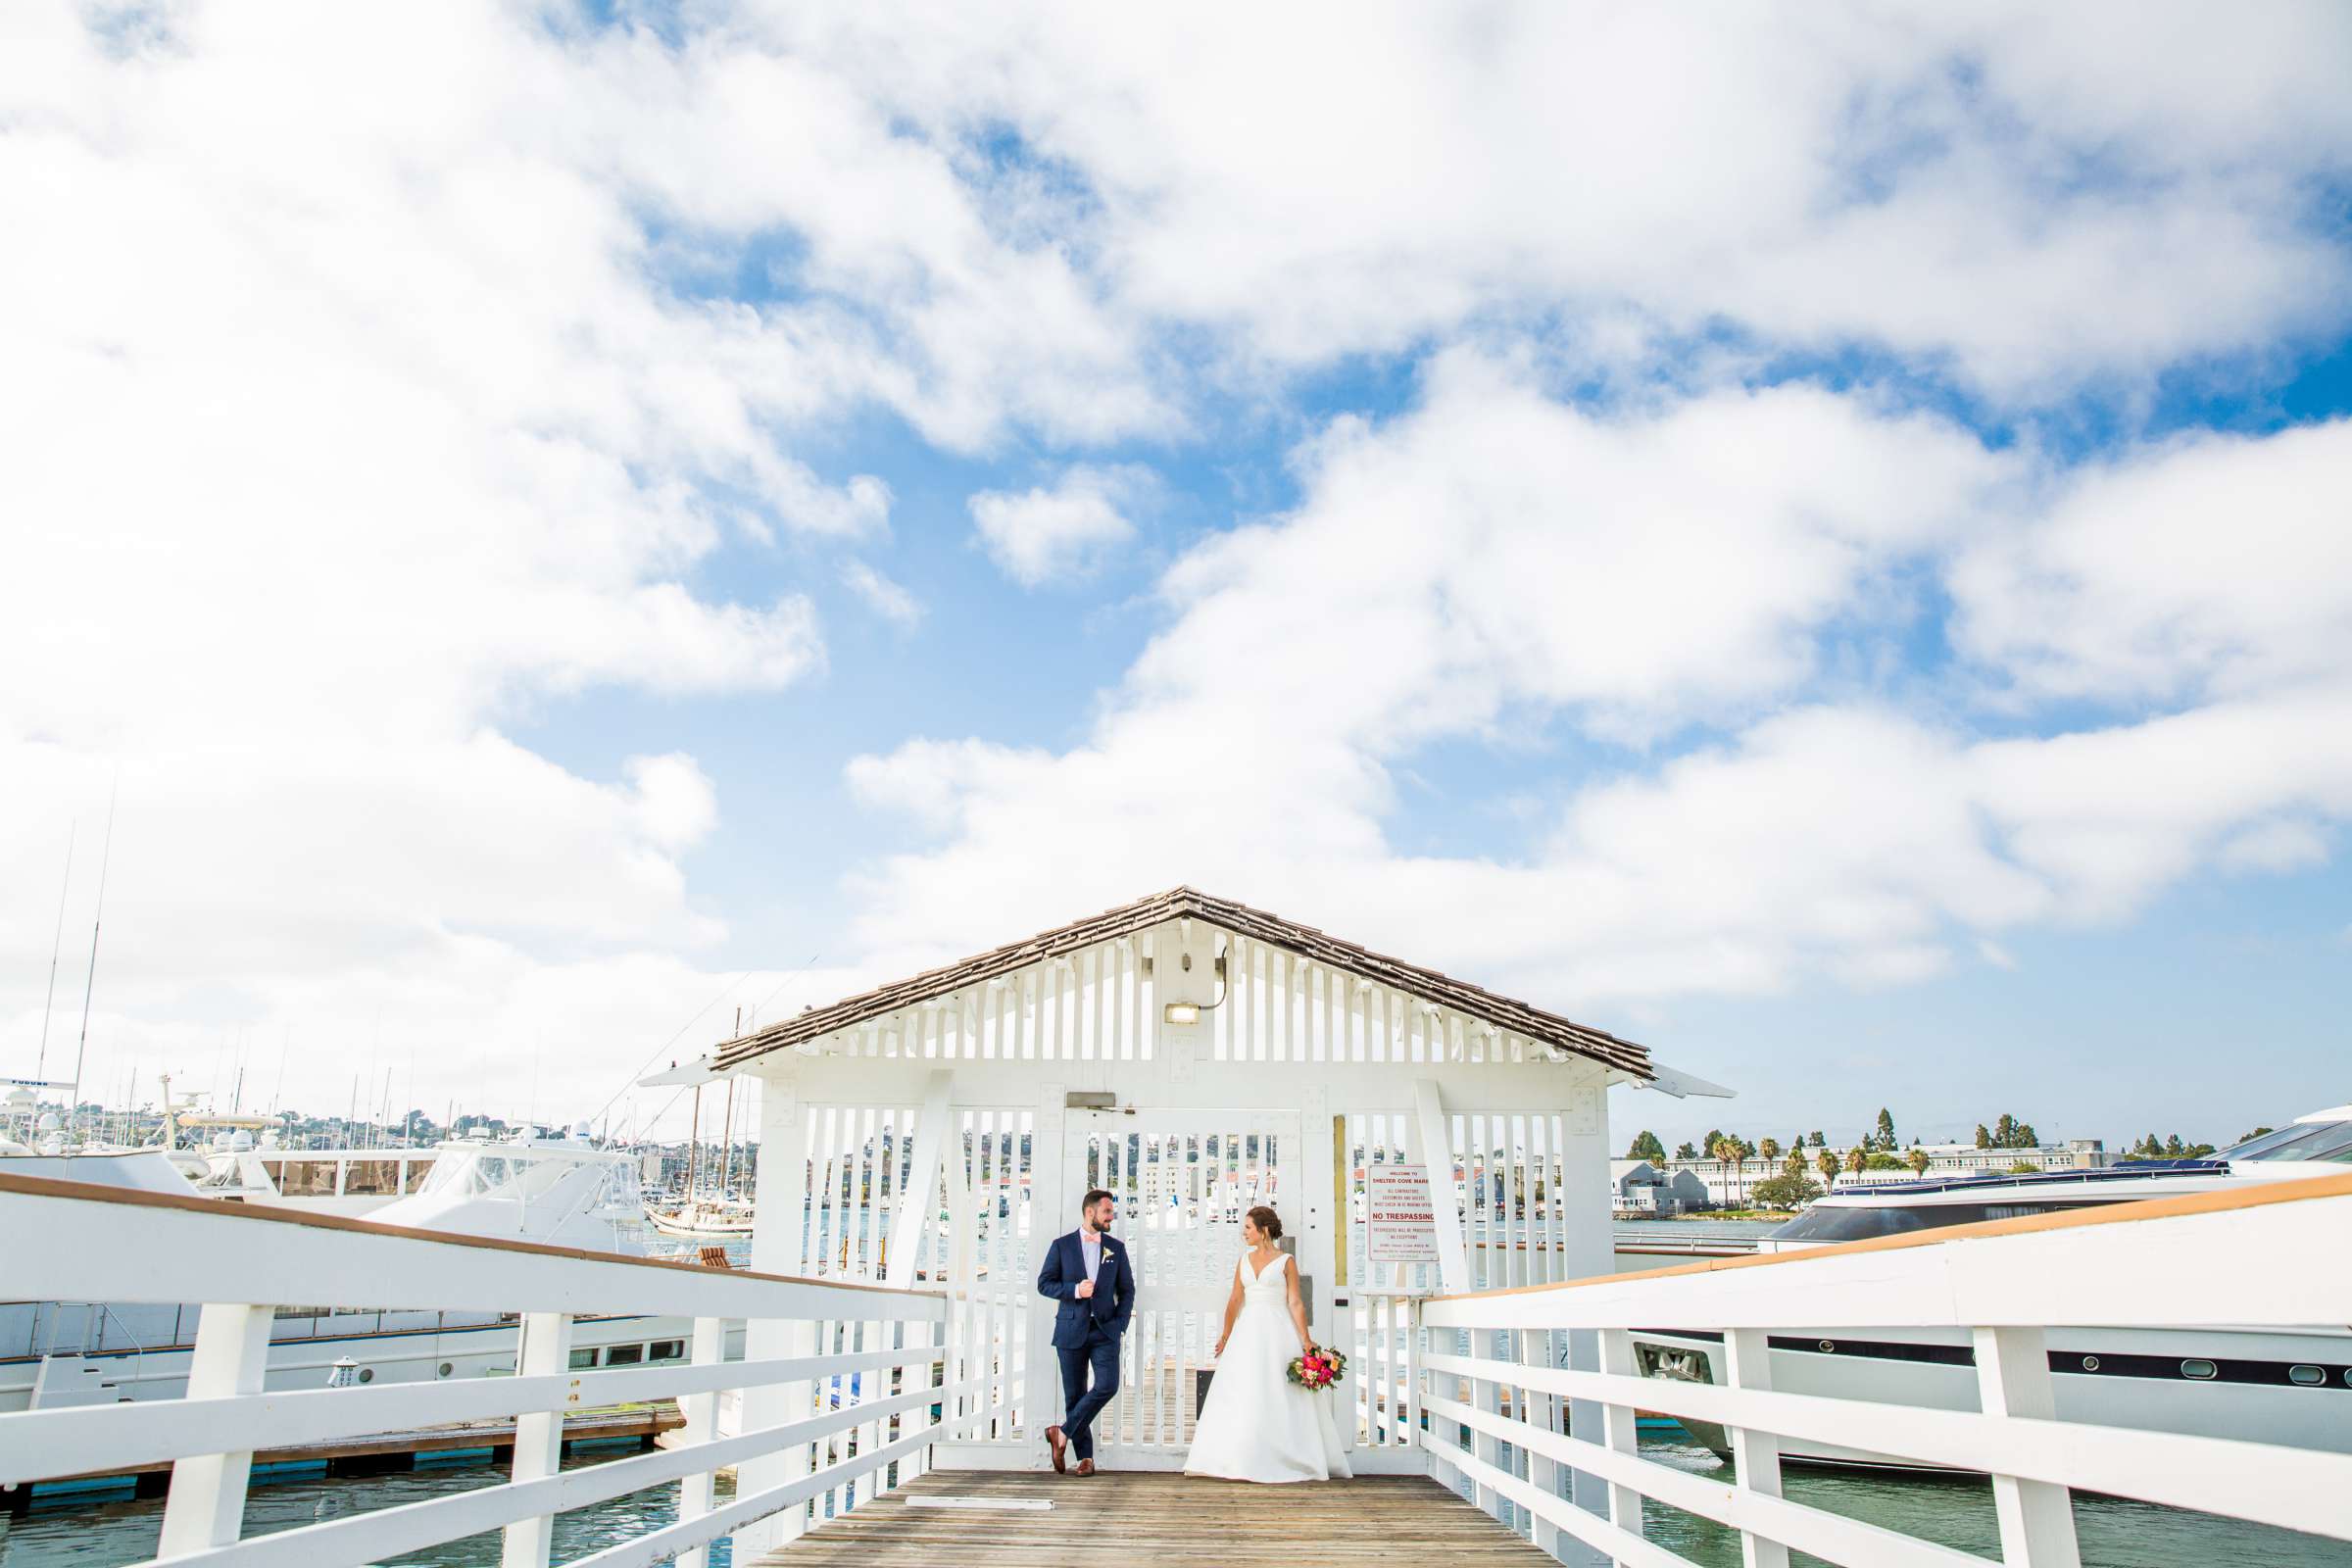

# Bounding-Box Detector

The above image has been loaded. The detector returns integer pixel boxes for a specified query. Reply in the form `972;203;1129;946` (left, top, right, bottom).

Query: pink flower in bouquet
1288;1346;1348;1391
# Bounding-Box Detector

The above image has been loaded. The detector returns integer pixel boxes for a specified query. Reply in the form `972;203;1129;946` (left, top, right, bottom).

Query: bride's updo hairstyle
1246;1205;1283;1241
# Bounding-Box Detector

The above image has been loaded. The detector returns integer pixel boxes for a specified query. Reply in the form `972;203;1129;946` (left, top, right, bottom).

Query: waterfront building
1834;1138;2115;1186
1610;1158;1710;1214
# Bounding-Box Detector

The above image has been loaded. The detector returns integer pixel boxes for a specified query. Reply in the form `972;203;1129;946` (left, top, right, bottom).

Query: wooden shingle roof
713;887;1653;1079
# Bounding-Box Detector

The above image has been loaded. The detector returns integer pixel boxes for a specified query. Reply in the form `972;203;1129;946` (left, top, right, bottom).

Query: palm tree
1710;1136;1745;1207
1905;1148;1931;1177
1844;1145;1866;1178
1759;1136;1782;1165
1817;1149;1840;1188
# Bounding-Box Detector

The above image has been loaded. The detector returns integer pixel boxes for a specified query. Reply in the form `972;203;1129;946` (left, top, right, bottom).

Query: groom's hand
1074;1279;1095;1298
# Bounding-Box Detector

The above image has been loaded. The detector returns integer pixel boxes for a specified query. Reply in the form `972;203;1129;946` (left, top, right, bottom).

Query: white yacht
1636;1105;2352;1470
0;1130;736;1412
190;1132;437;1216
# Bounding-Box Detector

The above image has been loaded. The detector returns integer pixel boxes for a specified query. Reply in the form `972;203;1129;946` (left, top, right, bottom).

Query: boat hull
0;1302;744;1413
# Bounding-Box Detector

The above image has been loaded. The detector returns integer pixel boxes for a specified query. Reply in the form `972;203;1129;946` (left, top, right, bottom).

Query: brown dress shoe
1074;1458;1096;1477
1046;1425;1067;1473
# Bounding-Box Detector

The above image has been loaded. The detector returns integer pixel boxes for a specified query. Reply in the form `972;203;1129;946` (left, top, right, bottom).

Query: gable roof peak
713;886;1651;1079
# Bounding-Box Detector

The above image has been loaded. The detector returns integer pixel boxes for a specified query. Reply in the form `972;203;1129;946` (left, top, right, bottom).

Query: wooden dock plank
757;1469;1552;1566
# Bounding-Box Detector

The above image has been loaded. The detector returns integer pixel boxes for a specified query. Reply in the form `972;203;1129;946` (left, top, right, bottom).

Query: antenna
34;823;74;1086
69;783;118;1142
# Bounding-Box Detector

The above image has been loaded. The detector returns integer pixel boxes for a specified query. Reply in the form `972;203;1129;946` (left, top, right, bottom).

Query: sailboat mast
683;1082;702;1208
34;823;74;1086
717;1076;736;1199
69;787;118;1143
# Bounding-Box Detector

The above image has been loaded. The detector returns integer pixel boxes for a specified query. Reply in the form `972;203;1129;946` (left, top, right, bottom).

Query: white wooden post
1519;1326;1562;1557
904;1310;942;1481
1597;1328;1647;1555
1975;1327;2082;1568
1403;1293;1424;1453
737;1077;812;1556
1562;1074;1616;1536
885;1071;953;1288
1027;1081;1068;1465
155;1301;272;1558
1723;1328;1790;1568
942;1106;976;1444
499;1310;574;1568
1411;1079;1485;1505
673;1314;726;1568
1410;1079;1469;1293
1301;1085;1335;1362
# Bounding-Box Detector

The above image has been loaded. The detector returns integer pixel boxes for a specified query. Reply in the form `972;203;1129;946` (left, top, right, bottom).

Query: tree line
1622;1106;2084;1211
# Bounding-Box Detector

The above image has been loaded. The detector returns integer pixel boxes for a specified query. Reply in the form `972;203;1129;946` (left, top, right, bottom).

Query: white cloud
968;466;1151;586
845;367;2352;1007
2215;819;2330;875
5;0;2350;1125
744;2;2352;392
1950;419;2352;704
842;562;925;626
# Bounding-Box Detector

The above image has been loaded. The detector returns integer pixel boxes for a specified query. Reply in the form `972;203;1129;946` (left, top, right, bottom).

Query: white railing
1414;1171;2352;1568
0;1173;981;1568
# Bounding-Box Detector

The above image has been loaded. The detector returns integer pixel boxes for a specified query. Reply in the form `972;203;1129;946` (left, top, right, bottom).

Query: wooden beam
885;1071;954;1289
1412;1079;1470;1295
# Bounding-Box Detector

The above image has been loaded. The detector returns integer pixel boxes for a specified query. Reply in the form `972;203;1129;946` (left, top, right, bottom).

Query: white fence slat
0;1184;950;1323
155;1302;272;1558
141;1381;962;1568
1975;1327;2083;1568
1418;1183;2352;1334
498;1311;573;1568
1723;1328;1790;1568
1420;1418;1694;1568
673;1314;727;1568
1517;1327;1561;1557
1418;1350;2352;1542
0;1343;944;1486
1596;1328;1647;1545
561;1417;941;1568
1422;1391;1986;1568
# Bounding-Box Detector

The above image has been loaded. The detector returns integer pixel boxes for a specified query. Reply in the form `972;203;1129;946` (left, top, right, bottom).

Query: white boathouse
680;887;1709;1492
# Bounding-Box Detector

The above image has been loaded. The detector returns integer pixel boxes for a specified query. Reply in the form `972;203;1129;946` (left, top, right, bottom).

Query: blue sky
6;2;2350;1148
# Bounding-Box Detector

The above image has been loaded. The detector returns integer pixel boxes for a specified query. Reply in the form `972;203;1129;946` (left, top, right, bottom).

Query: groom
1036;1187;1135;1476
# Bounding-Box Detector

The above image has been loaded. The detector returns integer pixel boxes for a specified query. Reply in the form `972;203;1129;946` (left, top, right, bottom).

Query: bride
1184;1205;1352;1483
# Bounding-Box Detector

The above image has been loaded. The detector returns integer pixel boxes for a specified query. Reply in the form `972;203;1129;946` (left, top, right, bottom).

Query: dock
755;1469;1552;1567
8;1404;682;1506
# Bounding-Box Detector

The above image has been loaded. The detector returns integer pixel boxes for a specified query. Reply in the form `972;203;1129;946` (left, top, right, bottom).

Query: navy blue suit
1036;1227;1135;1462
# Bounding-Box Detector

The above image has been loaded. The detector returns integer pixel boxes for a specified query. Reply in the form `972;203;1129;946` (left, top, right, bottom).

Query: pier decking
754;1469;1553;1566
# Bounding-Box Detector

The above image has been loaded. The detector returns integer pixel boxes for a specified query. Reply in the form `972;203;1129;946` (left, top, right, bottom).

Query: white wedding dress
1184;1250;1353;1483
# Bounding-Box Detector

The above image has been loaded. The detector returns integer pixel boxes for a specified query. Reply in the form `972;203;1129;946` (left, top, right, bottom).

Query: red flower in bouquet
1286;1345;1348;1392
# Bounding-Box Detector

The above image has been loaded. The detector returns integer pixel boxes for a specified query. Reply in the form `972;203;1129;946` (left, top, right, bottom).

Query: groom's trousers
1055;1324;1122;1462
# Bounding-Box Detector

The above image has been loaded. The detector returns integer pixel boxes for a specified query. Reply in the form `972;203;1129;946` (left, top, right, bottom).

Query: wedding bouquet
1286;1345;1346;1392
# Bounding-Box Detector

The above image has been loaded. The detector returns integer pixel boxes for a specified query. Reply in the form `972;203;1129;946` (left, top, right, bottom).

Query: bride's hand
1213;1336;1228;1357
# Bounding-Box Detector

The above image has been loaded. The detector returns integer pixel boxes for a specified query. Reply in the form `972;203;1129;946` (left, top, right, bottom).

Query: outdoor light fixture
1163;1002;1201;1025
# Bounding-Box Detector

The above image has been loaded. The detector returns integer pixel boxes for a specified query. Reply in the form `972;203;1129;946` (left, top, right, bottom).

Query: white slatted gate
1061;1108;1299;1468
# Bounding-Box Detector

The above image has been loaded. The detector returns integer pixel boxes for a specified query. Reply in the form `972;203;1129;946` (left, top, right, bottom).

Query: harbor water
0;1451;737;1567
1629;1431;2350;1567
9;1435;2343;1566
